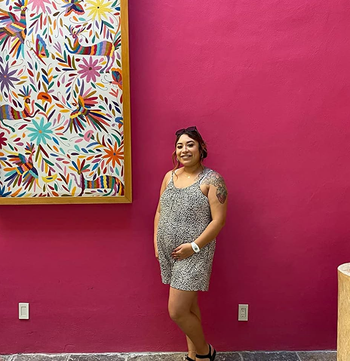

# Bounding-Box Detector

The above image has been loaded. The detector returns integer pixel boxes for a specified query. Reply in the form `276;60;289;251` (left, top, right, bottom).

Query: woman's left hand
172;243;194;260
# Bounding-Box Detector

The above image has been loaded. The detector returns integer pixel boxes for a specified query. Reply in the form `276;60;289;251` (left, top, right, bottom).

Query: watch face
192;242;200;253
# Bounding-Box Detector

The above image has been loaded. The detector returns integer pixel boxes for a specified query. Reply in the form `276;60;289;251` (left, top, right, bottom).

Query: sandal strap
196;344;213;360
185;357;195;361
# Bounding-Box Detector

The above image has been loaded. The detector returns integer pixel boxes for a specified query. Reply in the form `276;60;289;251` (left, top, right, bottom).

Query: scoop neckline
172;167;207;190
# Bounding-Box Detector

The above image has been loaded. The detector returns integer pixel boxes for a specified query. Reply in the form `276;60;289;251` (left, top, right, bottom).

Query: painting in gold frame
0;0;131;204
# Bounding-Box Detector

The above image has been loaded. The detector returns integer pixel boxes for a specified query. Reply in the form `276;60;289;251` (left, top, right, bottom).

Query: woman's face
176;134;201;167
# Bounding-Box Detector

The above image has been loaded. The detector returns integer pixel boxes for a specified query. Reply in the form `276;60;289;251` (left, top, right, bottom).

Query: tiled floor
0;351;337;361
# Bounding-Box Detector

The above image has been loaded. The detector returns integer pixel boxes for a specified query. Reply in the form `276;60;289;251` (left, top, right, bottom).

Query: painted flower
0;62;18;93
27;118;53;145
78;57;102;83
0;131;7;149
102;142;124;168
38;92;52;104
85;0;113;22
29;0;52;12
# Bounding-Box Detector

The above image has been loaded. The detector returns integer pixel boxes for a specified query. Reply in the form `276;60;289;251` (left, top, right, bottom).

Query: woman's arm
172;171;228;260
194;171;228;248
154;171;172;259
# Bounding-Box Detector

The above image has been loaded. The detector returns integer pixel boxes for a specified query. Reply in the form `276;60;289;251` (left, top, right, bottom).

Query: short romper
157;167;216;291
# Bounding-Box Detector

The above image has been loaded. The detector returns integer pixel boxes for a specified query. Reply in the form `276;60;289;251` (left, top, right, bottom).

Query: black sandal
196;344;216;361
185;357;195;361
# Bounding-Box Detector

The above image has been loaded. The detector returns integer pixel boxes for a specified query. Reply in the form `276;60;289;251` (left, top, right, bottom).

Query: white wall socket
238;304;248;321
19;303;29;320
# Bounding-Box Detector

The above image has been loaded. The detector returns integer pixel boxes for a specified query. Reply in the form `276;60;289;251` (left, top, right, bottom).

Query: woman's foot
186;349;196;361
196;344;216;361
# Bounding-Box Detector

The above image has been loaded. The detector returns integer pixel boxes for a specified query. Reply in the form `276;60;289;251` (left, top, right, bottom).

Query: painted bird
0;0;28;58
4;143;39;190
65;83;110;133
61;0;85;16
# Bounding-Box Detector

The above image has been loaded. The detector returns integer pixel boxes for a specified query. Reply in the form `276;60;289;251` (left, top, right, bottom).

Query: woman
154;126;228;361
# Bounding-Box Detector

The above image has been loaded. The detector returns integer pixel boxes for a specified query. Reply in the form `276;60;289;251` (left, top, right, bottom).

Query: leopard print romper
157;167;216;291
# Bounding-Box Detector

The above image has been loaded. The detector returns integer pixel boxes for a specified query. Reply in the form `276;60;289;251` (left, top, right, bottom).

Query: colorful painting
0;0;131;204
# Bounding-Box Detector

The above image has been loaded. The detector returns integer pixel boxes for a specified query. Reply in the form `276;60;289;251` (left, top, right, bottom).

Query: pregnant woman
154;126;228;361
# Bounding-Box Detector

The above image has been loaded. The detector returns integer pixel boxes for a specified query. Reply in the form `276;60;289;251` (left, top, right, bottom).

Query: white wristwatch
191;242;200;253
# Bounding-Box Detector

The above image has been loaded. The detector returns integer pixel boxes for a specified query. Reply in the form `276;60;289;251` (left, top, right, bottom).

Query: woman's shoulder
159;170;174;194
201;168;228;204
162;170;174;184
201;168;226;184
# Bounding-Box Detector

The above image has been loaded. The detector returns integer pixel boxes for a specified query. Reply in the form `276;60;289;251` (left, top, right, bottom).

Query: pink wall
1;0;350;354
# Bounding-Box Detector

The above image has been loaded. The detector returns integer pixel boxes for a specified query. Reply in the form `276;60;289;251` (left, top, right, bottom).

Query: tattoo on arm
202;172;228;204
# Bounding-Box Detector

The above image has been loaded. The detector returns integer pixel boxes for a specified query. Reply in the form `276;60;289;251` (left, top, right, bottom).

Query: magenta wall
1;0;350;354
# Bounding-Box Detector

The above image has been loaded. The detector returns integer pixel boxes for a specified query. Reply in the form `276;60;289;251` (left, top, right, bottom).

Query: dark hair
172;126;208;170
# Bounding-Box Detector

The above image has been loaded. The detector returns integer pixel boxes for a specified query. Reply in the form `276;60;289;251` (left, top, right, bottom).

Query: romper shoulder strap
167;169;179;186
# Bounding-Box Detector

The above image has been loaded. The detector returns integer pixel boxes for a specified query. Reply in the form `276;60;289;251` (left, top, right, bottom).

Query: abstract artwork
0;0;131;204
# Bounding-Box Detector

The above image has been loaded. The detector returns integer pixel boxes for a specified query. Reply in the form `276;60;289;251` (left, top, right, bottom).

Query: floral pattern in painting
0;0;126;199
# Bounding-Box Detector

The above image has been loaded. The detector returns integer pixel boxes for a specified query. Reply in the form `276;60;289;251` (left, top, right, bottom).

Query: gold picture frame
0;0;132;204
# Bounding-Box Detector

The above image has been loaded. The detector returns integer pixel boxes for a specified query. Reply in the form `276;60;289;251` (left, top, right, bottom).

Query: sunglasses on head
175;126;198;136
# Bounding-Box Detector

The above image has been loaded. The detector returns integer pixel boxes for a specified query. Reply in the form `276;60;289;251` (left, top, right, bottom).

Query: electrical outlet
238;304;248;321
19;303;29;320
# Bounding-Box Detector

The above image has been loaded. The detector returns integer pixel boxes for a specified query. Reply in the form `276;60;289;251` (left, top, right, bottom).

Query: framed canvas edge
0;0;132;206
0;195;132;205
121;0;133;204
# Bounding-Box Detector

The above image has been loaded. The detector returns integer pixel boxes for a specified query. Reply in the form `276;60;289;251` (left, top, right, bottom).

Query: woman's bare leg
186;293;201;360
168;287;209;357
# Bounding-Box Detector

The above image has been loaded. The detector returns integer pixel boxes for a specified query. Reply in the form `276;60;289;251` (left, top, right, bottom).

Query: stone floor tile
241;352;299;361
0;356;9;361
216;353;242;361
127;354;184;361
68;355;125;361
297;351;337;361
12;355;69;361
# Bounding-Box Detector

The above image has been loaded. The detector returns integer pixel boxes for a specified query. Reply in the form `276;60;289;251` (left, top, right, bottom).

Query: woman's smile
176;134;201;166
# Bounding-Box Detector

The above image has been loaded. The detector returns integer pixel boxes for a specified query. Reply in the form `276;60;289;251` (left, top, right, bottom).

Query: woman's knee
168;288;196;322
168;302;187;321
168;297;193;321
